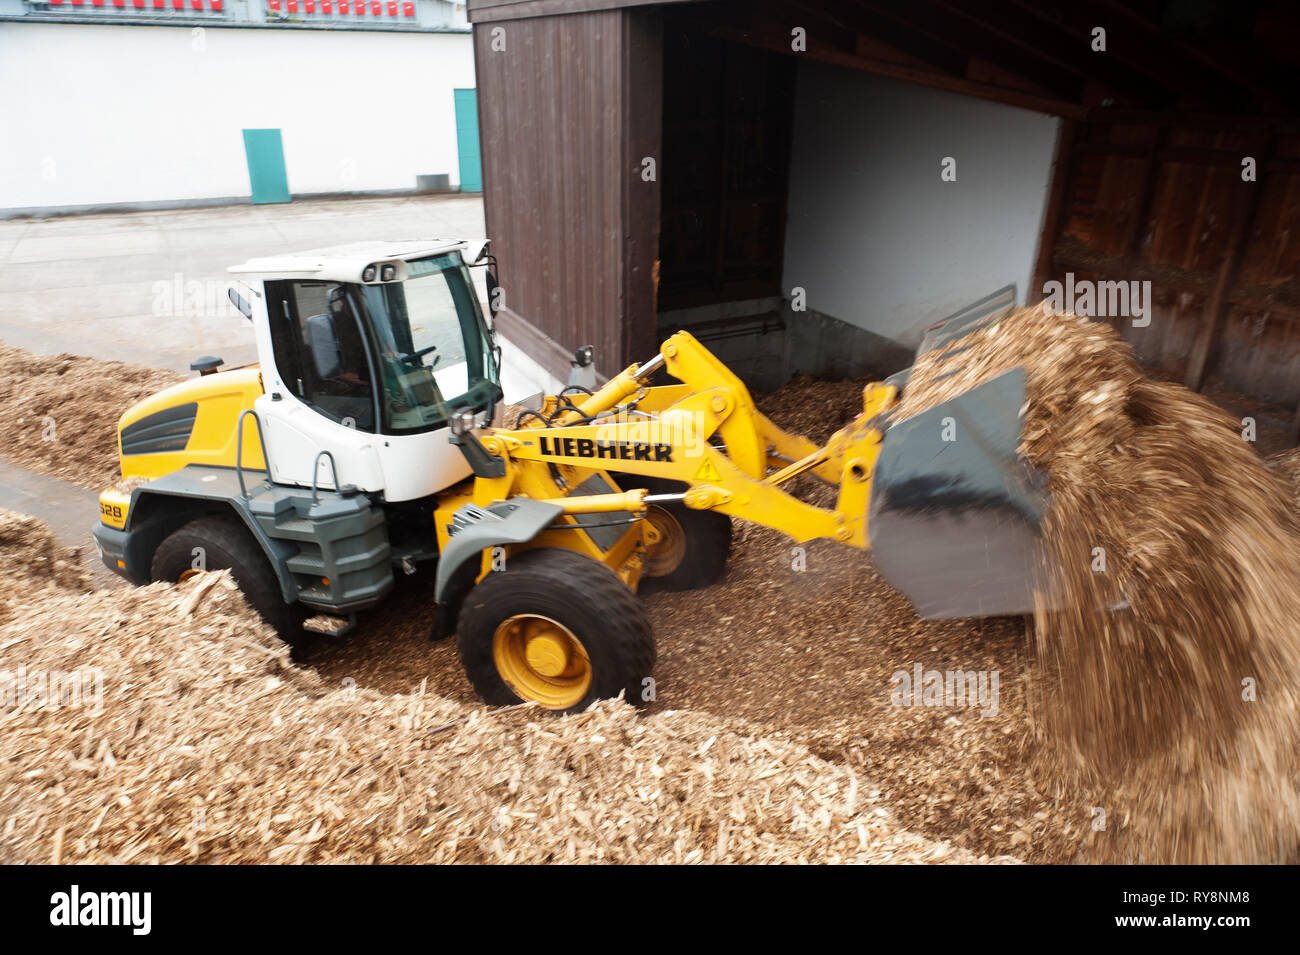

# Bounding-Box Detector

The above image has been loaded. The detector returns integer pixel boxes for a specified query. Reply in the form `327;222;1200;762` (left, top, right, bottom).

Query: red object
93;0;106;7
370;0;380;13
210;0;222;8
354;0;365;12
287;0;298;10
113;0;125;6
152;0;165;8
402;1;413;14
305;0;315;11
172;0;185;8
132;0;144;8
71;0;84;6
191;0;203;7
49;0;63;5
386;1;396;14
338;0;348;11
268;0;280;10
322;0;331;11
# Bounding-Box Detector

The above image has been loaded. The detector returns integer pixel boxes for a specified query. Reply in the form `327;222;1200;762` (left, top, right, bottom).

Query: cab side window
265;280;376;432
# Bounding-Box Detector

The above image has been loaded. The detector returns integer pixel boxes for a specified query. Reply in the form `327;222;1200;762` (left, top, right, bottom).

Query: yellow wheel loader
93;239;1044;713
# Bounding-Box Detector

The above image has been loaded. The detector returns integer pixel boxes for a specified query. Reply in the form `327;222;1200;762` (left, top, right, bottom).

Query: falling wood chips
897;303;1300;864
0;513;1009;864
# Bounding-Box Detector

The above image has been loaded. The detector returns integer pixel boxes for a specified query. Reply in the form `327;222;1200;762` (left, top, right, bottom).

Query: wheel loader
93;238;1044;712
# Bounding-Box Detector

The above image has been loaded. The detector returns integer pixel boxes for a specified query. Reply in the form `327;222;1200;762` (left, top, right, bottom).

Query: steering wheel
398;344;439;366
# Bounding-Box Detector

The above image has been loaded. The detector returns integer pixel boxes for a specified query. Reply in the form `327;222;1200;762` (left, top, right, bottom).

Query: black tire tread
457;547;655;711
151;515;305;642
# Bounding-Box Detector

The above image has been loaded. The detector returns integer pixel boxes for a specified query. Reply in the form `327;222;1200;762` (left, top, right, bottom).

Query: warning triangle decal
693;458;723;483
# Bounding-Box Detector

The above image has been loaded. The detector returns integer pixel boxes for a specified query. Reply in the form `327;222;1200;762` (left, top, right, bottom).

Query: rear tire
614;476;732;591
457;548;656;712
151;515;306;643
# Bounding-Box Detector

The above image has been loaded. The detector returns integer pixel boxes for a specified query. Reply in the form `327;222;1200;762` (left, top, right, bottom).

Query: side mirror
485;262;501;317
227;287;253;320
306;313;343;379
468;249;502;317
568;344;597;391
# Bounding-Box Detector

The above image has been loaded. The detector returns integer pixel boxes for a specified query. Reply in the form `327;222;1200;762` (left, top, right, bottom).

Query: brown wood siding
475;8;662;380
1044;119;1300;408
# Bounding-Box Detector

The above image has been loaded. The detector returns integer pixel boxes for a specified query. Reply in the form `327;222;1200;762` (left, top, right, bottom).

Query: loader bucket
867;367;1048;619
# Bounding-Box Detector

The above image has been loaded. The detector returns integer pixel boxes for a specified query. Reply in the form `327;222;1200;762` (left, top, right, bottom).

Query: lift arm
477;331;899;548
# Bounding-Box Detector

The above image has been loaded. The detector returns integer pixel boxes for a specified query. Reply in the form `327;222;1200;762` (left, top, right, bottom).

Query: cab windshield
353;253;500;434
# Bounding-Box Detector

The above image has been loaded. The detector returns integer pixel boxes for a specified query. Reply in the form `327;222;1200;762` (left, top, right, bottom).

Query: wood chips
0;512;1006;864
0;343;182;491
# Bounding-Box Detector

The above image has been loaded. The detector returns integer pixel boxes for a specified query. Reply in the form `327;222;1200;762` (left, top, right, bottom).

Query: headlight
381;264;397;282
362;265;377;282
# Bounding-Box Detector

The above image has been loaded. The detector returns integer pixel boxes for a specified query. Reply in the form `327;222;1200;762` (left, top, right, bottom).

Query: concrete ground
0;457;120;588
0;194;485;374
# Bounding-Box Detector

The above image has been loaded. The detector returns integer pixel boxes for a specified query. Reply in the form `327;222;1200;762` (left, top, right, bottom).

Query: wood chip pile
897;303;1300;864
0;514;1006;864
0;509;90;614
0;343;182;490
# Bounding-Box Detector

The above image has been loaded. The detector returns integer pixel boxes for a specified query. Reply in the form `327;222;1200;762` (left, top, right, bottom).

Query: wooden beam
1086;0;1296;112
702;22;1088;120
1052;237;1300;321
1086;108;1300;133
788;0;968;77
854;0;1084;102
1115;126;1164;260
1042;0;1241;110
1184;144;1270;391
931;0;1167;106
1031;119;1076;299
1073;140;1300;173
1053;239;1210;295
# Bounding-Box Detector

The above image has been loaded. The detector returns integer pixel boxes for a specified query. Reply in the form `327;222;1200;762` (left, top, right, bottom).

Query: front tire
151;515;306;642
457;548;656;712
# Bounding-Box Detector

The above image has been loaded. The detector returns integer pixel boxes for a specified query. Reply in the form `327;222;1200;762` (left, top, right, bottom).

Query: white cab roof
228;238;481;279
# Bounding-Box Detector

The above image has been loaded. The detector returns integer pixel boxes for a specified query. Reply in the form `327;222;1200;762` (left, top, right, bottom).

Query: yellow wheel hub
493;614;592;710
644;506;687;577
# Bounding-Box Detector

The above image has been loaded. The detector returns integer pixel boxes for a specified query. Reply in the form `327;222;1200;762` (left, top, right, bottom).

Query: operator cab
230;240;503;503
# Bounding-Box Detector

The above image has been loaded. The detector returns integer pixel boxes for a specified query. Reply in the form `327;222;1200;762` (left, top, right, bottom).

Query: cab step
302;613;357;637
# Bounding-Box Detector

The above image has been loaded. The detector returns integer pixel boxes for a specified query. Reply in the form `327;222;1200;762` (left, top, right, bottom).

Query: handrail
235;409;270;499
311;450;341;504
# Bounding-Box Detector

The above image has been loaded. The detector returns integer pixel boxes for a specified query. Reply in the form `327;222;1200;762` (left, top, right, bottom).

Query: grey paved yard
0;194;485;374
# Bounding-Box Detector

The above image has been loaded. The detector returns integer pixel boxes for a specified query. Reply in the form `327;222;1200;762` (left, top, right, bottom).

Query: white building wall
0;22;474;212
782;62;1060;347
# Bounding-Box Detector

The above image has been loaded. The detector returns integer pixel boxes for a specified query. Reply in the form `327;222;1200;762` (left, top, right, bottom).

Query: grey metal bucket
868;367;1048;619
